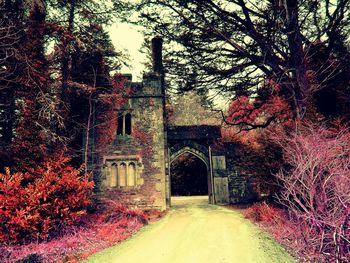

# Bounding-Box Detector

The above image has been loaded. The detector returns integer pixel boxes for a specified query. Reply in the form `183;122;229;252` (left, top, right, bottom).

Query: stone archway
170;152;208;196
168;141;213;204
169;141;210;168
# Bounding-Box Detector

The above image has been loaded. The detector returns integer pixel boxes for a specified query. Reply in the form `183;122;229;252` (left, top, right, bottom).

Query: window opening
125;113;132;135
117;113;123;135
119;163;127;186
110;163;117;187
128;162;136;186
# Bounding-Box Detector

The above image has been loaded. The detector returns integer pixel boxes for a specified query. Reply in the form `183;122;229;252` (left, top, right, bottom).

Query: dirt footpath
84;196;294;263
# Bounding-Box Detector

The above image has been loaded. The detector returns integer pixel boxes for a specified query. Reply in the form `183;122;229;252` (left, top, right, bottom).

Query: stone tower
99;37;168;210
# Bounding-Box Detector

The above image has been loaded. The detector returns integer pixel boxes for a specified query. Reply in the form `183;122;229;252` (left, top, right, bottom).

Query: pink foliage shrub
275;123;350;262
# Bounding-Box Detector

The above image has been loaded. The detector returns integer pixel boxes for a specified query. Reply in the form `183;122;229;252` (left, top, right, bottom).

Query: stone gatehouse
97;38;254;211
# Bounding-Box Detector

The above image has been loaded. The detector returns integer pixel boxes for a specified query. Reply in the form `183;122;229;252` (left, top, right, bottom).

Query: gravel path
84;196;294;263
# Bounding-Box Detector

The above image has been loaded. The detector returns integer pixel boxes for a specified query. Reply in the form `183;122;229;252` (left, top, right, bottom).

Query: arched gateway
166;126;228;206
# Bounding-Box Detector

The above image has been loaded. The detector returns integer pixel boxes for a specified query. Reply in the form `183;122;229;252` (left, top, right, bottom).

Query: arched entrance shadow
170;152;208;196
169;141;213;205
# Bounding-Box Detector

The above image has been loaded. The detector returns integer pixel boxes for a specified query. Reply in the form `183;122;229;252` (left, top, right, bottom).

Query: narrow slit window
125;113;132;135
117;113;123;135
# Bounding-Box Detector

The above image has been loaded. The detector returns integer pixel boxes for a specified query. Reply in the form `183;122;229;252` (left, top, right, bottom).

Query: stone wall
220;143;258;204
227;172;256;203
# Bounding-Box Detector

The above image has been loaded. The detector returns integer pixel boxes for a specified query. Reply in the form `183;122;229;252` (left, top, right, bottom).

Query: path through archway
170;152;208;197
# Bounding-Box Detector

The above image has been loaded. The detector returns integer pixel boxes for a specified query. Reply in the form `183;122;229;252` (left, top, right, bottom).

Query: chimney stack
151;37;163;74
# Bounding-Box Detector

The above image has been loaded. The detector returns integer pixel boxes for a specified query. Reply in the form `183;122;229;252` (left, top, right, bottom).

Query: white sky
107;21;231;110
107;23;228;109
108;22;146;81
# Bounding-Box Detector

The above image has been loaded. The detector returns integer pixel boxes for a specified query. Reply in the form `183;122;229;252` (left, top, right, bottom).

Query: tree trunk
283;0;310;119
61;0;76;122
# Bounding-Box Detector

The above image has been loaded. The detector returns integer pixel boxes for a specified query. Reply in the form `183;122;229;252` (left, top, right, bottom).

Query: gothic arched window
104;159;140;188
117;113;123;135
128;162;136;186
110;163;118;187
119;163;127;187
117;112;132;136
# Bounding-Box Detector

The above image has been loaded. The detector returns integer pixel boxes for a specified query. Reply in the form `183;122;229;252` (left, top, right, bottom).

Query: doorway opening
170;152;209;203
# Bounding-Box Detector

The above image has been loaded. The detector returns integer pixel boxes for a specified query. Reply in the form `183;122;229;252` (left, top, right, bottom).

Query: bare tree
275;123;350;262
0;1;24;146
135;0;350;120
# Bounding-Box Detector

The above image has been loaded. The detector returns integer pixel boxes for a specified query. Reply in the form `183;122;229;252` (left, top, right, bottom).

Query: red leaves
95;74;129;150
226;96;256;125
226;95;291;128
225;78;293;132
2;203;148;262
132;126;150;145
244;202;284;224
0;154;94;244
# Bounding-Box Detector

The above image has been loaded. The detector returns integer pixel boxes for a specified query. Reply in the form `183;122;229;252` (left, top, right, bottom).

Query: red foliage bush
1;202;148;262
0;154;94;244
243;202;284;224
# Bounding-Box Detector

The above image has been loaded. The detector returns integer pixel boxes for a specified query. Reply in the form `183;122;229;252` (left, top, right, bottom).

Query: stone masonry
97;38;254;211
98;38;167;210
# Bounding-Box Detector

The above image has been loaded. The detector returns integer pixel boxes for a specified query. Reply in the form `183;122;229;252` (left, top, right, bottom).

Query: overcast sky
107;21;230;109
108;22;146;81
